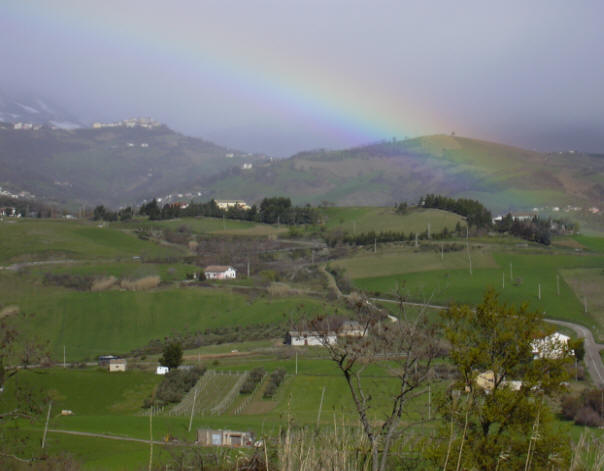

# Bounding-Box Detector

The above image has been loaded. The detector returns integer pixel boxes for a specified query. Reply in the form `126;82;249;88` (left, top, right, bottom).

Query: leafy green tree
432;290;572;470
159;342;183;369
569;338;585;362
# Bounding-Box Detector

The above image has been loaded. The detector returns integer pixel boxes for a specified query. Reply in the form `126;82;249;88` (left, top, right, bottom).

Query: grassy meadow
318;207;465;234
0;218;181;263
1;212;604;469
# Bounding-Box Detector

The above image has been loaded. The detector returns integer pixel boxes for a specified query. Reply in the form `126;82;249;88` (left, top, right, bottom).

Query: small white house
531;332;572;360
156;366;169;375
286;330;337;346
204;265;237;280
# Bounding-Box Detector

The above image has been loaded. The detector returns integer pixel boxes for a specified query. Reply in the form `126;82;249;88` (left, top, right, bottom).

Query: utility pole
41;401;52;449
538;283;541;301
148;407;153;471
188;387;198;432
317;386;326;427
466;226;472;275
428;384;432;420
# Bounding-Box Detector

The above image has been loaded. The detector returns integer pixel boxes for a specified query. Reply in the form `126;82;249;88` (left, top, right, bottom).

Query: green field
333;245;496;279
318;207;465;234
2;281;331;359
350;250;604;340
0;219;180;263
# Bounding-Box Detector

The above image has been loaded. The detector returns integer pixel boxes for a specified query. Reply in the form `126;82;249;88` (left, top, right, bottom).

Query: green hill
205;135;604;212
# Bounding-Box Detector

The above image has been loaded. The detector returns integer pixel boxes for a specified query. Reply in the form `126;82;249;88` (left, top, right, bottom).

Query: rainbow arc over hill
5;3;447;144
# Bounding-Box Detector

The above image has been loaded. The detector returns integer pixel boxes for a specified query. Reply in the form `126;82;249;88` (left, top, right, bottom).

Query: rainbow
4;2;447;144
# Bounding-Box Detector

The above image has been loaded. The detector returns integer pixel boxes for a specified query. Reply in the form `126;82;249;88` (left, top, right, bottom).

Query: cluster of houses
91;117;160;129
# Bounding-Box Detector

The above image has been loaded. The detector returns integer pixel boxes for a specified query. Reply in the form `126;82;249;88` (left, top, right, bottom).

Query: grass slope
319;207;465;234
0;219;179;263
205;135;604;212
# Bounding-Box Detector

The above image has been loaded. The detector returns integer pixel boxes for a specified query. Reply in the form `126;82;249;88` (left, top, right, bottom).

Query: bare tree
312;290;439;471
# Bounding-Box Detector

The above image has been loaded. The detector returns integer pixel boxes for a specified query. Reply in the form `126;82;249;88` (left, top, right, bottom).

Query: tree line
419;193;492;228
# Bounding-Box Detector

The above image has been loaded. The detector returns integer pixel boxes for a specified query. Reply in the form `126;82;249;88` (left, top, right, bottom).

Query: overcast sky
2;1;603;156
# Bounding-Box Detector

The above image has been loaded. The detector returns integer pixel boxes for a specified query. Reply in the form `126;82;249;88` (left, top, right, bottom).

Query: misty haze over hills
3;2;604;157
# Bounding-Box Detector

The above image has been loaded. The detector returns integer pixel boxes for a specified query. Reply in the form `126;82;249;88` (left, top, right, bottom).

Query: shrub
120;275;160;291
240;367;265;394
91;276;118;291
574;407;602;427
43;273;93;291
263;368;286;398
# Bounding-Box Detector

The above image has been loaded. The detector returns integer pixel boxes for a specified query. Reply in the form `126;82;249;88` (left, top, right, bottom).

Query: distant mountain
0;91;84;129
0;121;263;207
202;135;604;213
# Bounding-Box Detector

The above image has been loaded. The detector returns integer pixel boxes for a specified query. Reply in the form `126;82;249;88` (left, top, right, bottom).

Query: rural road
369;297;604;389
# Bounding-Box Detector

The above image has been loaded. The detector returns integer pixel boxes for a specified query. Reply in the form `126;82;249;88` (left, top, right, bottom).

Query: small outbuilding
108;358;127;372
156;366;169;375
197;428;254;447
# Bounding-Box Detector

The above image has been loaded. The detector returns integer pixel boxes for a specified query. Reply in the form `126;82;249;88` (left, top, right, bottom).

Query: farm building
286;330;337;346
197;428;254;447
156;366;169;375
531;332;572;359
108;358;127;372
204;265;237;280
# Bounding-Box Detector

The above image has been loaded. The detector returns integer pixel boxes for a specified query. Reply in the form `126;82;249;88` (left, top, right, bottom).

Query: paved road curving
369;297;604;389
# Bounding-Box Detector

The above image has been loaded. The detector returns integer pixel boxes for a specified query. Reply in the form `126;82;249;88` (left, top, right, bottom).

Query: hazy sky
2;1;603;156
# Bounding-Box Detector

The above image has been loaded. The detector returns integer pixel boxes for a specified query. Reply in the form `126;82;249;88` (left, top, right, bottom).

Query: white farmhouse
204;265;237;280
531;332;572;360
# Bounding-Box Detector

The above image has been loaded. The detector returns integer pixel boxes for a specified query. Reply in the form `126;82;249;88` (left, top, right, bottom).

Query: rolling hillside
206;135;604;212
0;122;263;207
1;126;602;213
